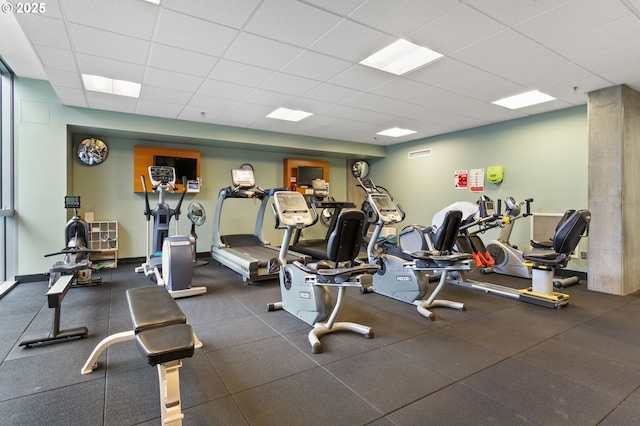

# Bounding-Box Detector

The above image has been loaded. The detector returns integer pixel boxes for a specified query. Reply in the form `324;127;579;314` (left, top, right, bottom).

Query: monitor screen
154;155;198;181
371;194;396;212
297;166;324;187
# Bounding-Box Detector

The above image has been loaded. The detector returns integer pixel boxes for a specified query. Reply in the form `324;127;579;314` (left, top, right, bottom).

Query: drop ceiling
2;0;640;146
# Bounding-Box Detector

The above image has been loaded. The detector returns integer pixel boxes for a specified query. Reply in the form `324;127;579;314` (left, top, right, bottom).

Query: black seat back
553;209;590;256
326;209;365;264
433;210;462;255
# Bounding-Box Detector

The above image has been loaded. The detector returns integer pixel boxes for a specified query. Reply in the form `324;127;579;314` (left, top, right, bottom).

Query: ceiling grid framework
1;0;639;146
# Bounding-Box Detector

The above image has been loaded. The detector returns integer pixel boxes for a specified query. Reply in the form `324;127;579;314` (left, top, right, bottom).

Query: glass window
0;58;15;281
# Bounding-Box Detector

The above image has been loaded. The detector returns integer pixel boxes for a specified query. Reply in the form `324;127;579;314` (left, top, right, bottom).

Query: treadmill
210;166;311;283
291;179;355;259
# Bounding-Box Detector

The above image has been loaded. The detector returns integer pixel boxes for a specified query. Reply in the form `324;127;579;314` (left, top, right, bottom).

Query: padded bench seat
136;323;194;366
127;286;187;332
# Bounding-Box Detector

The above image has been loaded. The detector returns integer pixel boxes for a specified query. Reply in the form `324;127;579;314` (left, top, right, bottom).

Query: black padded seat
523;209;590;268
136;323;195;366
126;287;187;333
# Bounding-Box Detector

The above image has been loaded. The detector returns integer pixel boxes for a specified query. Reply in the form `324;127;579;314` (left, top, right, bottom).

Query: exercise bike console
273;192;315;228
369;193;402;224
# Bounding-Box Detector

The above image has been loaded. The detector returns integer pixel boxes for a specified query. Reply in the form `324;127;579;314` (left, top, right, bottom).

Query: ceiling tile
69;23;150;65
45;68;82;89
329;65;396;92
61;0;157;39
260;72;321;96
148;43;218;77
514;0;631;44
86;91;138;112
196;79;255;101
187;94;239;111
155;9;238;56
6;0;636;146
140;85;193;104
224;32;303;70
136;99;184;119
440;68;528;102
368;77;431;99
301;83;360;104
52;86;86;106
309;19;394;62
349;0;460;37
242;89;296;107
280;50;352;81
13;14;70;49
406;87;486;111
465;0;572;26
244;0;342;47
178;106;226;123
163;0;261;29
411;4;505;55
208;59;275;87
548;15;640;62
405;58;476;86
76;53;145;82
144;67;204;92
301;0;367;16
33;45;75;72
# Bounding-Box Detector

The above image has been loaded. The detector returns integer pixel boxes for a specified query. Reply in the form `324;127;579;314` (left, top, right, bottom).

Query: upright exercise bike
136;166;206;298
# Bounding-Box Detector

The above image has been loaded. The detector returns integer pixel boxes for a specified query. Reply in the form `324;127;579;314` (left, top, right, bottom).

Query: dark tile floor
1;260;640;425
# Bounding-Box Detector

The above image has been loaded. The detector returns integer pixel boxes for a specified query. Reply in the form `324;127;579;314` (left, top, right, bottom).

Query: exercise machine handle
523;198;533;216
174;176;187;220
140;175;152;221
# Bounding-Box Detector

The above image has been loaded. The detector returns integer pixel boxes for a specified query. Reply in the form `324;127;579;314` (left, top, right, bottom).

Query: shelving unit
88;221;118;268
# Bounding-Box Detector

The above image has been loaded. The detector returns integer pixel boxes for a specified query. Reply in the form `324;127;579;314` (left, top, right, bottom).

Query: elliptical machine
135;166;206;298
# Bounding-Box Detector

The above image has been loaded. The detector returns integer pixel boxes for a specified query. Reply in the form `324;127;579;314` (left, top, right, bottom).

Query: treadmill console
273;191;314;227
369;193;402;224
148;166;176;186
231;168;256;189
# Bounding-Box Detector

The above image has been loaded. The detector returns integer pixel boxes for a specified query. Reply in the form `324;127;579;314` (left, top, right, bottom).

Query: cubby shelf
88;221;118;268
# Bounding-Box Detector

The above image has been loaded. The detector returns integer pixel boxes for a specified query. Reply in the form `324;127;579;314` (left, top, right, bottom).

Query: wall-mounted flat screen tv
154;155;198;181
297;166;324;187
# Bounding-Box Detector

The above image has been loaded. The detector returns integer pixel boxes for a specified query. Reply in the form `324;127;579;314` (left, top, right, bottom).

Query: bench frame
20;275;88;347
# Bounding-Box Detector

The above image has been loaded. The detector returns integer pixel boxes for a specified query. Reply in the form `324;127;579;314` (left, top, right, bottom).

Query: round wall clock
77;138;108;166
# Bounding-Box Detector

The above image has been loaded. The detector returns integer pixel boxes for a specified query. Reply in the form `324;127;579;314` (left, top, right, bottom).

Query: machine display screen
276;192;308;213
370;194;396;213
231;169;255;188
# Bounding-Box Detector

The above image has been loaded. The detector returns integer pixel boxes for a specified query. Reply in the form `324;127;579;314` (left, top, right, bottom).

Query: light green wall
13;77;589;276
13;78;382;275
70;137;349;261
367;106;588;252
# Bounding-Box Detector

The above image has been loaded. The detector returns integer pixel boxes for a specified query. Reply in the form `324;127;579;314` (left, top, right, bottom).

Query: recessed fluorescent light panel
360;39;443;75
82;74;141;98
377;127;417;137
266;107;313;122
142;0;160;5
492;90;556;109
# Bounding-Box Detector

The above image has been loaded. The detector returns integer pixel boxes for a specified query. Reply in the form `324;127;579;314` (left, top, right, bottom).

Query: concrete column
588;84;640;295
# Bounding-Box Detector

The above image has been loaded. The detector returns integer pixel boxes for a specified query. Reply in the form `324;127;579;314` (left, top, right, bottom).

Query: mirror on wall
351;160;369;178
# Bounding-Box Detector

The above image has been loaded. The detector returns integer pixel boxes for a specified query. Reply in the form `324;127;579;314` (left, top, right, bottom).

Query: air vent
408;148;432;159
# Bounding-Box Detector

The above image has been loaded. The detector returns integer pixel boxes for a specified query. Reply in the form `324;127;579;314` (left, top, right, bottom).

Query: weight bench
20;275;88;347
81;286;202;425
